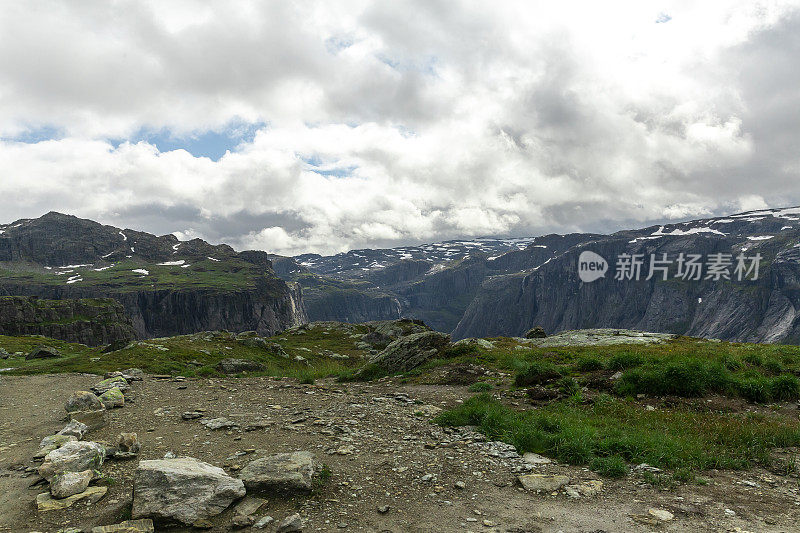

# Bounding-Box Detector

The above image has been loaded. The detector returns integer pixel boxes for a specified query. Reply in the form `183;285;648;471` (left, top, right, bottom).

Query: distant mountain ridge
0;212;306;338
3;208;799;344
274;206;800;343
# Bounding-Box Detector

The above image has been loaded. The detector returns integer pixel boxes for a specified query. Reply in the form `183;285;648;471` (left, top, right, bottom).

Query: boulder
65;391;104;413
38;441;105;481
238;451;319;494
99;387;125;409
57;420;89;439
115;432;140;458
91;519;155;533
50;469;94;499
35;434;77;459
26;345;61;359
36;486;106;511
92;376;129;395
216;358;266;374
524;327;547;339
365;331;451;373
132;457;245;526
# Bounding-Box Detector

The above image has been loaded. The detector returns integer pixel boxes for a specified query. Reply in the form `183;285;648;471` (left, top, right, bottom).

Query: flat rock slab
36;486;107;511
200;417;239;430
518;474;570;492
565;480;604;498
239;451;319;494
523;329;677;348
232;496;267;527
132;457;245;526
91;519;155;532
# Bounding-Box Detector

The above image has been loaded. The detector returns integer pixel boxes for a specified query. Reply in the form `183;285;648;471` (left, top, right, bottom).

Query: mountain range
1;207;799;343
272;206;800;343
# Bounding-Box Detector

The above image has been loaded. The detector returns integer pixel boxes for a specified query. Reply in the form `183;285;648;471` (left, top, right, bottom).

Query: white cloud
1;1;799;255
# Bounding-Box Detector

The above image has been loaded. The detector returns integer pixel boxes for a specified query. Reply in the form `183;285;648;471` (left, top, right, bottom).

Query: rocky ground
2;372;799;533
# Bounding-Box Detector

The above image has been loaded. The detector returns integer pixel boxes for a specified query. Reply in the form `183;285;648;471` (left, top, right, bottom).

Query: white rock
132;457;245;525
648;508;674;521
38;441;105;481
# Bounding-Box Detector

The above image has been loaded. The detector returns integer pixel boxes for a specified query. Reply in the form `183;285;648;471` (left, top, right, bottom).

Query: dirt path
1;373;798;532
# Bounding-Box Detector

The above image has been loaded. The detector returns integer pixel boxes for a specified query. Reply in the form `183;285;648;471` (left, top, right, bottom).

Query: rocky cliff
0;213;307;338
0;296;136;346
453;208;800;343
273;207;800;344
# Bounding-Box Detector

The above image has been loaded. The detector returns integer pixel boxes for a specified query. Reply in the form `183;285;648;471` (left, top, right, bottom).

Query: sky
1;1;800;256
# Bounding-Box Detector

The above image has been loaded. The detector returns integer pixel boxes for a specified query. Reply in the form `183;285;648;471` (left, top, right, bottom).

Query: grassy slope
0;257;262;292
0;324;370;379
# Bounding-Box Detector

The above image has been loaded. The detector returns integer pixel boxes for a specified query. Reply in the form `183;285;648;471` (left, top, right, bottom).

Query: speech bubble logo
578;251;608;283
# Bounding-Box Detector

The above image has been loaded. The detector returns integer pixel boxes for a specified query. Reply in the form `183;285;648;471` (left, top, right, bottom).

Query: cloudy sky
1;1;800;255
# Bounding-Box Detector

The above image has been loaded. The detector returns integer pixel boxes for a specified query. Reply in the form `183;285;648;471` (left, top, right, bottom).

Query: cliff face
0;279;305;339
0;296;136;346
453;211;800;342
0;213;307;338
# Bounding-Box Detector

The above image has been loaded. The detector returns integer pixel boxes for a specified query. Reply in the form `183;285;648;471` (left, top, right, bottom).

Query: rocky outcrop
0;296;135;346
367;331;451;373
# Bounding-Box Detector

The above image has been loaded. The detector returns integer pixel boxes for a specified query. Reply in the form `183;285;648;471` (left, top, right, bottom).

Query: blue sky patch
1;125;63;144
111;120;267;161
301;155;357;178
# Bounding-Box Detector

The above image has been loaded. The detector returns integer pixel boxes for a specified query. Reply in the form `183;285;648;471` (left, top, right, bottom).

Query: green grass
0;256;269;293
468;382;494;392
514;361;561;386
0;322;371;379
403;335;800;404
436;393;800;476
